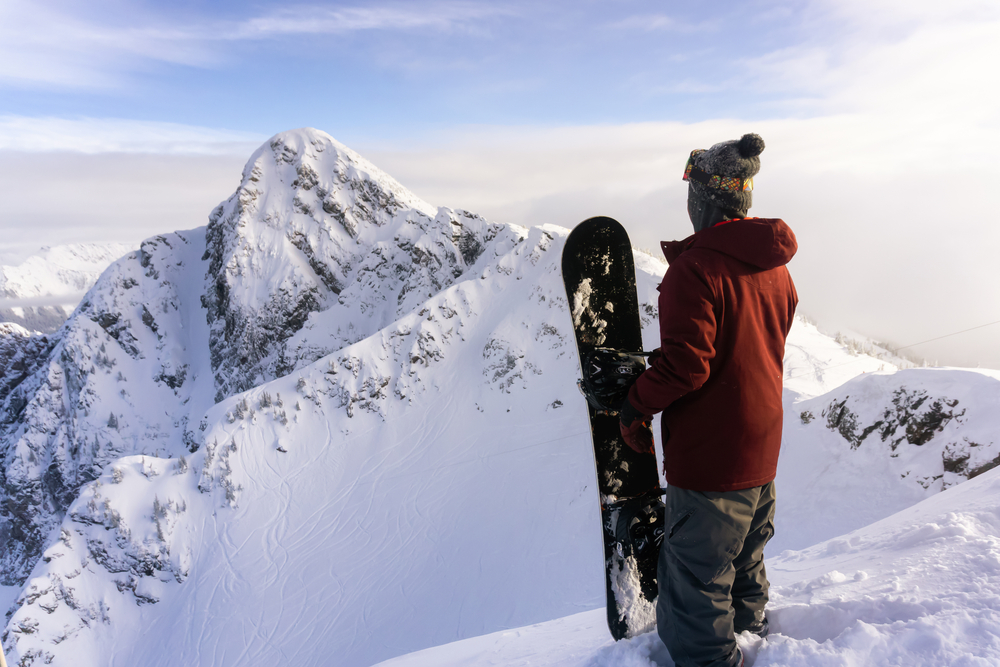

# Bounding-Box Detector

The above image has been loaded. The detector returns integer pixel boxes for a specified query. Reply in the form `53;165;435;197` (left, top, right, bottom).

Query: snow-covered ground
3;128;998;666
375;463;1000;666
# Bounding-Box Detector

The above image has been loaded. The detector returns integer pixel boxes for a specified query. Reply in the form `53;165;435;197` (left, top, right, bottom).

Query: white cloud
0;1;218;89
749;0;1000;127
0;109;996;368
0;1;511;89
0;151;247;264
362;102;1000;368
0;295;86;309
1;0;998;367
0;116;265;154
608;14;698;32
231;3;510;38
815;0;1000;28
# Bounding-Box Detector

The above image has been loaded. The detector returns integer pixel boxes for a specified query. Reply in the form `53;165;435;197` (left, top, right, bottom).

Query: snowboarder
618;134;798;667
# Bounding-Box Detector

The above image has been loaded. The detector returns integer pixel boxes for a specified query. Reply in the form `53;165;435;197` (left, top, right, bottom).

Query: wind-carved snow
4;220;592;667
770;367;1000;554
374;466;1000;667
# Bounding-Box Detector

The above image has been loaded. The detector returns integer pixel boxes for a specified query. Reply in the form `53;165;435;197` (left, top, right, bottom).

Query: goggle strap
682;151;753;192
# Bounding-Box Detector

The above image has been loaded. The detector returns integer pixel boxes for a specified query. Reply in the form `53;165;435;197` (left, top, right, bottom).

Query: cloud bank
0;116;264;154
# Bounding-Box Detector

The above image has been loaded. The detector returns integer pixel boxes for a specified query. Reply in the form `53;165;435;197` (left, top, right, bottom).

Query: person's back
619;134;797;667
646;217;797;491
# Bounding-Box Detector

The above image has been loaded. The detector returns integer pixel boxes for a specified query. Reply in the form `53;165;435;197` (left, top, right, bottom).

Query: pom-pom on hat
683;133;765;217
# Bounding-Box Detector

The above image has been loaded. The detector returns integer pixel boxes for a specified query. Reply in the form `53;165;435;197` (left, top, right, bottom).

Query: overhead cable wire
783;318;1000;382
893;319;1000;352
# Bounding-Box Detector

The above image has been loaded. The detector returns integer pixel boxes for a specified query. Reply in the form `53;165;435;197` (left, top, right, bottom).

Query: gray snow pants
657;482;776;667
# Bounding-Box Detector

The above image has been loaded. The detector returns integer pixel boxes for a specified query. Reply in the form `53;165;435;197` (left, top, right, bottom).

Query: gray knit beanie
683;133;765;217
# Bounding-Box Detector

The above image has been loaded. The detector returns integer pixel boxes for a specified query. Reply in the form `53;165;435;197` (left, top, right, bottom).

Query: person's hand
619;396;654;456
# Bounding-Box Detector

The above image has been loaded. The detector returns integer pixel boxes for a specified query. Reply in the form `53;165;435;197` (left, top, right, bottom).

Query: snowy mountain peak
201;128;504;401
0;129;512;597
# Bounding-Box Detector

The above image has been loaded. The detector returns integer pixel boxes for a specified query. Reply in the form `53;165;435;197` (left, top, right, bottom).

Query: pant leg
656;484;768;667
732;481;776;630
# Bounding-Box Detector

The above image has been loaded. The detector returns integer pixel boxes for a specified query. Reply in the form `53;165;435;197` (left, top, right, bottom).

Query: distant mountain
0;242;137;333
2;128;997;667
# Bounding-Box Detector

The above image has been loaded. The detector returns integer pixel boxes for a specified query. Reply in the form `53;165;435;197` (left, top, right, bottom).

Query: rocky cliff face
200;130;501;402
0;231;209;585
0;128;504;588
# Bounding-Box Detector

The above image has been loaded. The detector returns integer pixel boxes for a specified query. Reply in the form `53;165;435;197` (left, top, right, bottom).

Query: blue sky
3;1;864;136
2;0;1000;368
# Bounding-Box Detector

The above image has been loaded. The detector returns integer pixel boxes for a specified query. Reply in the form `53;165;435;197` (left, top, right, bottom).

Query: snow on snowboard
561;216;665;640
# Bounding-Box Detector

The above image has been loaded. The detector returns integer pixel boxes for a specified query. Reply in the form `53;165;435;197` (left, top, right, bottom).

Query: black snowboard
561;216;664;640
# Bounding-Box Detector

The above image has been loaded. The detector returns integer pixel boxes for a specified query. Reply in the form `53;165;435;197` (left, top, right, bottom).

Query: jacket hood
661;218;797;270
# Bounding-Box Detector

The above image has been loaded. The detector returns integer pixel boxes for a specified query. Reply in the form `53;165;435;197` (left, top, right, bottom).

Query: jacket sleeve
628;254;717;415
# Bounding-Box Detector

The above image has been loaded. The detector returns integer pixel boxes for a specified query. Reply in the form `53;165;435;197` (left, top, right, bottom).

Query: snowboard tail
561;216;664;640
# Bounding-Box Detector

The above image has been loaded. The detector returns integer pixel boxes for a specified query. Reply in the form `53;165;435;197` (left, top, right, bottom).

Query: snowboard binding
607;489;666;561
577;348;649;413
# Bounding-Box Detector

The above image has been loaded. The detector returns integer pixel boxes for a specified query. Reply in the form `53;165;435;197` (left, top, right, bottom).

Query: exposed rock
0;128;508;588
805;370;999;490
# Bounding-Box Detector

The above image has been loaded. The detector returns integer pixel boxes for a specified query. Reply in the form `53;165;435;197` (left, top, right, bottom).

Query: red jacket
629;218;798;492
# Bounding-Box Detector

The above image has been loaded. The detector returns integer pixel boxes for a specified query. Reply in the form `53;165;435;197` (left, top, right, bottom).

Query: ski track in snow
4;128;1000;667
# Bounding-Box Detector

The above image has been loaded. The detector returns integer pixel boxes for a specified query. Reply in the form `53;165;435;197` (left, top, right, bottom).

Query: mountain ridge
0;127;507;588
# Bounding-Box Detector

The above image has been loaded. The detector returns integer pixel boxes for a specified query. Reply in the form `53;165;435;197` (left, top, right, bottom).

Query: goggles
682;149;753;192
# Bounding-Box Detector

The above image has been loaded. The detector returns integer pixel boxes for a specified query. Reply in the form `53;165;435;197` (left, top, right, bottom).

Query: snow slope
782;317;910;400
374;464;1000;666
772;367;1000;554
3;128;998;667
0;128;508;589
0;243;136;333
3;128;643;665
3;220;646;667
